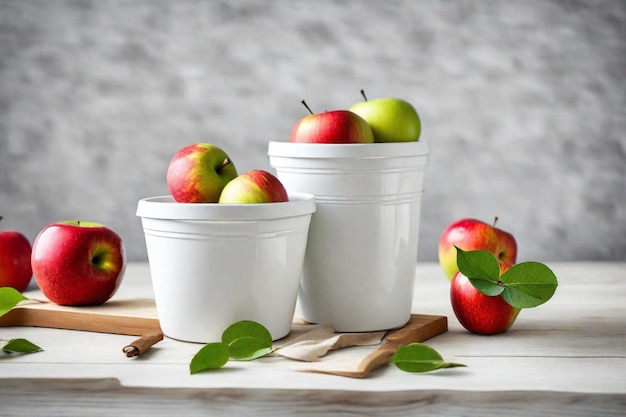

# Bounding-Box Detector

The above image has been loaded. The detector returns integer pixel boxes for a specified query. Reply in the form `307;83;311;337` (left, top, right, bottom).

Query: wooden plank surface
1;262;625;417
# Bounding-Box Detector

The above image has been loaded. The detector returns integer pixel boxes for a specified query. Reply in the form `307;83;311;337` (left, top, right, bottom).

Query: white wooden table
1;262;625;416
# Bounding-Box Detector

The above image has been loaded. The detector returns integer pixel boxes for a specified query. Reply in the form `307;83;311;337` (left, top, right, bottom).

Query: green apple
166;143;238;203
349;93;421;143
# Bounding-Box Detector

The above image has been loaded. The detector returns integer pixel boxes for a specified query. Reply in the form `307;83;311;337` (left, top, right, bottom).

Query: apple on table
167;143;238;203
349;90;421;143
289;100;374;144
450;263;520;335
219;170;289;204
31;220;126;306
0;216;33;292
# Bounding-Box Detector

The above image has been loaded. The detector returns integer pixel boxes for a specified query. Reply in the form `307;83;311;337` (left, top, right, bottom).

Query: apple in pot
0;216;33;292
289;100;374;144
450;263;521;335
219;170;289;204
349;90;421;143
32;221;126;306
438;218;517;281
167;143;238;203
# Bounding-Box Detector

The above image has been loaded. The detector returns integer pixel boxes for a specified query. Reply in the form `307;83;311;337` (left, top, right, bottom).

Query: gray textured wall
1;0;624;263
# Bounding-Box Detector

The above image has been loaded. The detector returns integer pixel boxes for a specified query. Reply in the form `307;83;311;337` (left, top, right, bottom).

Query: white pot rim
136;192;316;221
268;140;429;159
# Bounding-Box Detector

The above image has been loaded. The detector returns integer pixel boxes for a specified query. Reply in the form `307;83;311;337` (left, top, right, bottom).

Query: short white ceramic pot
136;192;316;343
268;141;429;332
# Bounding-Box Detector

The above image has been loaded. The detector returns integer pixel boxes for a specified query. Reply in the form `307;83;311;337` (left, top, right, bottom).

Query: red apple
438;218;517;281
32;221;126;306
218;170;289;204
450;264;521;335
167;143;238;203
289;102;374;144
0;216;33;292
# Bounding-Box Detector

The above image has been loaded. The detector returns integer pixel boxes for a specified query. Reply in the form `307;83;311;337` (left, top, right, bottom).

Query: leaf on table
0;287;28;317
222;320;272;347
391;343;466;373
228;336;273;361
2;338;43;354
189;342;230;374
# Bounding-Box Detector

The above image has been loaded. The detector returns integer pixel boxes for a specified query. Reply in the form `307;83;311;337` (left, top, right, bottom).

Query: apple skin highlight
31;221;126;306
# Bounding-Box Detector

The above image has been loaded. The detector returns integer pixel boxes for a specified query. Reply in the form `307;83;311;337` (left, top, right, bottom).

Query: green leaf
228;336;274;360
391;343;466;373
468;277;505;296
222;320;272;347
2;338;43;354
0;287;28;317
189;342;230;374
456;247;501;281
456;248;503;295
500;262;558;308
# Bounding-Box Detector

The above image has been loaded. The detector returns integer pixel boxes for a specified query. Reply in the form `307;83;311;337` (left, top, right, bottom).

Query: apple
438;218;517;281
289;101;374;144
450;263;521;335
31;221;126;306
167;143;238;203
349;91;421;143
219;170;289;204
0;216;33;292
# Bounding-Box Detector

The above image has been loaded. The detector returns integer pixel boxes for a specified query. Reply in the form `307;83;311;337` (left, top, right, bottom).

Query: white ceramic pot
136;192;316;343
268;141;429;332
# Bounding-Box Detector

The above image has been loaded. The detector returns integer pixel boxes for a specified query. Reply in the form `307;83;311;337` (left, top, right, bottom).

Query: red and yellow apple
450;263;521;335
0;217;33;292
166;143;238;203
439;218;517;281
349;93;421;143
289;104;374;144
32;221;126;306
218;170;289;204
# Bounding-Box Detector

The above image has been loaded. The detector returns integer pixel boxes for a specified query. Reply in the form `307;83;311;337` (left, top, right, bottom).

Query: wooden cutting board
0;298;161;336
0;297;447;366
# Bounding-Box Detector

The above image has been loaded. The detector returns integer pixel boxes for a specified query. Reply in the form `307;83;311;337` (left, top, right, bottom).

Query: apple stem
493;216;499;228
0;216;3;222
300;100;314;115
77;220;80;226
360;89;368;101
221;157;231;171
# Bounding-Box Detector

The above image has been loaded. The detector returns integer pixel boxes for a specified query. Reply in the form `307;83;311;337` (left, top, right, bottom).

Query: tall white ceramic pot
268;141;429;332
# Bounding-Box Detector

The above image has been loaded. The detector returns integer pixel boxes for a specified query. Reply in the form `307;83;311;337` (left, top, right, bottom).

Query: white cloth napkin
273;321;386;362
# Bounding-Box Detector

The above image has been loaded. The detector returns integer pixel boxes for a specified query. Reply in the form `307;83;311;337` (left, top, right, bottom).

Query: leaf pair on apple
289;91;421;144
451;247;558;335
166;143;288;204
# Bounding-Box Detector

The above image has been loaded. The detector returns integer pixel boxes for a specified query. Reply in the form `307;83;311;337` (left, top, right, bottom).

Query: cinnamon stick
123;329;164;357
